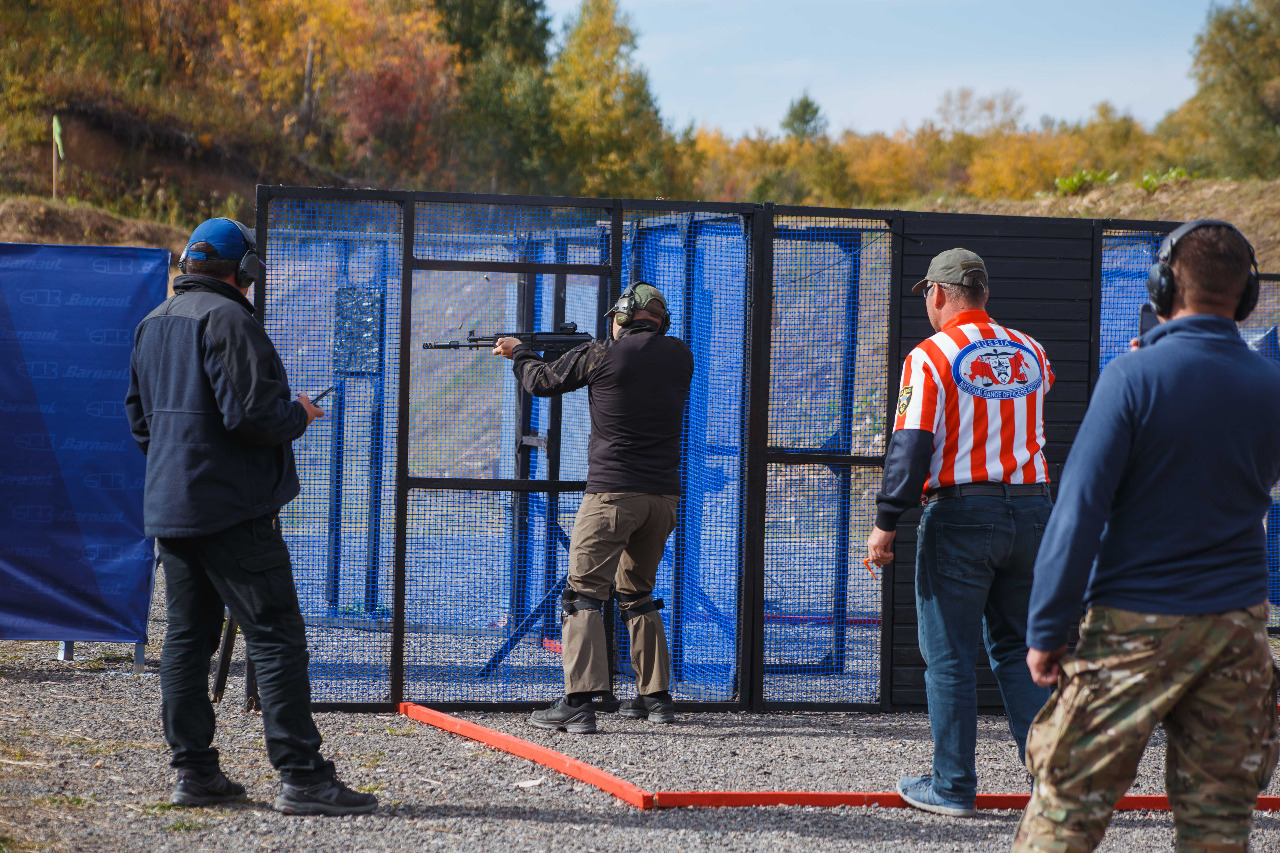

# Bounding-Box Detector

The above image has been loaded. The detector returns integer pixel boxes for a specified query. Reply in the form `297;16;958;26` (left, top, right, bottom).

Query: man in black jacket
126;218;376;815
493;283;693;734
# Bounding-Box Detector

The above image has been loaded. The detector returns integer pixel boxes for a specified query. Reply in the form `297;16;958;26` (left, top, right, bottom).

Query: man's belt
924;482;1050;503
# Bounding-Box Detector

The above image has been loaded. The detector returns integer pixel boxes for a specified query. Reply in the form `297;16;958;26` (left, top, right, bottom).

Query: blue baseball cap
184;218;255;261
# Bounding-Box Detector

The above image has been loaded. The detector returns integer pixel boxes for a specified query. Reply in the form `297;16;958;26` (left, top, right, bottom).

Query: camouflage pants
1013;604;1279;853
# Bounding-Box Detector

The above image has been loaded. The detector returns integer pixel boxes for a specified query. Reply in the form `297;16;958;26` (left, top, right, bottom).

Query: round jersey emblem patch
952;339;1042;400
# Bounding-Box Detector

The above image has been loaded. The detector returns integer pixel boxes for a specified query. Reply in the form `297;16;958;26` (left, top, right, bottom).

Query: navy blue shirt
1027;315;1280;651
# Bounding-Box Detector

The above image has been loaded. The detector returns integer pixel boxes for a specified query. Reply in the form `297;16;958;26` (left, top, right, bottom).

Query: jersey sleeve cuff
875;509;903;532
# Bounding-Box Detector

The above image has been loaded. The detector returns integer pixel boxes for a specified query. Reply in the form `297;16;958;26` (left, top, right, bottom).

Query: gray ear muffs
609;285;637;326
1147;218;1258;321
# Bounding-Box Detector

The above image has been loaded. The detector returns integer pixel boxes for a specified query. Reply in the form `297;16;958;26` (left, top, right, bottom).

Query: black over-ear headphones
178;220;265;290
608;282;671;334
1147;218;1259;321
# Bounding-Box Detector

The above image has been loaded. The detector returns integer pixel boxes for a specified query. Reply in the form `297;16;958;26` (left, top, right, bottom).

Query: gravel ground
3;571;1280;852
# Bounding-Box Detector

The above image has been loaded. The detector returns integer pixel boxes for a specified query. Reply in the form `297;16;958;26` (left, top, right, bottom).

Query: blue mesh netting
623;212;749;701
764;465;881;702
403;489;581;702
1099;231;1161;374
265;198;401;702
762;218;891;704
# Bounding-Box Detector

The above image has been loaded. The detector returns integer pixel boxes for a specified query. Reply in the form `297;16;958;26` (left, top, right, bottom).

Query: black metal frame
258;185;1254;713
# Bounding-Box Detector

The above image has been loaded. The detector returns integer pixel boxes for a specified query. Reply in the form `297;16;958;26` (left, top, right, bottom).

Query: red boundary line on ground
398;702;653;808
399;704;1280;812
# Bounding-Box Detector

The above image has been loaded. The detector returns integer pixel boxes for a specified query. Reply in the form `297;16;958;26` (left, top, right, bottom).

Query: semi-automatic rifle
422;322;593;357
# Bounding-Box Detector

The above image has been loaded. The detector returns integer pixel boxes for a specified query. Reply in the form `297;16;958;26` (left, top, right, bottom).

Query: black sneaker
170;769;246;806
274;777;378;816
528;697;597;734
618;694;676;724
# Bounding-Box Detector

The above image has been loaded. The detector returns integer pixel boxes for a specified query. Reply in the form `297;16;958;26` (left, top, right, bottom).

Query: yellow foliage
967;132;1084;200
843;131;928;204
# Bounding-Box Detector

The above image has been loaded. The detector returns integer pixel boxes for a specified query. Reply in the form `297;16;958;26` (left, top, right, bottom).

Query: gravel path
3;571;1279;852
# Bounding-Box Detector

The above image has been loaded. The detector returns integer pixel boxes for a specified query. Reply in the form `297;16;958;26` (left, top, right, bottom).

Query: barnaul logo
953;338;1041;400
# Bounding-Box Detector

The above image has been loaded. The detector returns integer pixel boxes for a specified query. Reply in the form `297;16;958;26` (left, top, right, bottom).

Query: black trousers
157;514;333;784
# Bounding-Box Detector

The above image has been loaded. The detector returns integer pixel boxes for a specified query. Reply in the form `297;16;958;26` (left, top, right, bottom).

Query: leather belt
924;482;1050;504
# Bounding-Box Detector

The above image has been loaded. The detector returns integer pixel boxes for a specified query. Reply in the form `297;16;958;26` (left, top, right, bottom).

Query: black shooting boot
618;693;676;724
170;769;247;806
528;696;597;734
274;776;378;816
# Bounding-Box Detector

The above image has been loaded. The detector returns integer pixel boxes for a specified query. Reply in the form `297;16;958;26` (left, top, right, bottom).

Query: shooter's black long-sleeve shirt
511;320;693;495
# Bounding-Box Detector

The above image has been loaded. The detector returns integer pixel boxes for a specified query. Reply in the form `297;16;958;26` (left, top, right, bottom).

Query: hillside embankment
0;196;187;268
5;178;1280;270
916;179;1280;270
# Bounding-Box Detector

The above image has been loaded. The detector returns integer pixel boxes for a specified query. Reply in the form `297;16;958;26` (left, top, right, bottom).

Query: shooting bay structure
253;185;1280;714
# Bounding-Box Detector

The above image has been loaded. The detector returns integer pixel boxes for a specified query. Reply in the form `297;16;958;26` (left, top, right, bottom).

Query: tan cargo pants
1014;603;1280;853
561;492;678;696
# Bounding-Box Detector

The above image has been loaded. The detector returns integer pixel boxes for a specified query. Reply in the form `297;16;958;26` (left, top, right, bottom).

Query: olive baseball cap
912;248;989;293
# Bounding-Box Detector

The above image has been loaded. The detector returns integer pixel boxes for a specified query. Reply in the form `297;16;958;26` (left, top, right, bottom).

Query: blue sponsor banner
0;243;168;642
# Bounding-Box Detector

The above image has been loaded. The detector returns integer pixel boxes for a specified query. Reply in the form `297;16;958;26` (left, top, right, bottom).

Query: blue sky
544;0;1217;136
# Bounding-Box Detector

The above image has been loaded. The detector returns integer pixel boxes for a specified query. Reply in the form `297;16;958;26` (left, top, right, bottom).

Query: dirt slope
0;197;187;267
912;179;1280;271
6;179;1280;271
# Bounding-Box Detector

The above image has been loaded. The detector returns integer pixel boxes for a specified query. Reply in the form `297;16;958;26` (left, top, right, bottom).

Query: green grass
36;794;86;807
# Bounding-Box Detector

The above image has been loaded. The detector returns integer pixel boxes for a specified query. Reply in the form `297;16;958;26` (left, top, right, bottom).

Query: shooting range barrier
0;243;167;660
254;186;1280;713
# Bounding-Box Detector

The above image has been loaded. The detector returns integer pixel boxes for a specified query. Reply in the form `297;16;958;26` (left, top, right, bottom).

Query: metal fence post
879;216;904;711
740;202;774;711
390;195;414;706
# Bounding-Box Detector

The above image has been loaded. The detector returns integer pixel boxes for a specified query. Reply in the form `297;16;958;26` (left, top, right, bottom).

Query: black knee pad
561;588;606;620
615;590;664;622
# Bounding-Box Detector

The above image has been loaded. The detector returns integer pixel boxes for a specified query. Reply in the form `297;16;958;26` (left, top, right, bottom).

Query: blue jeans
915;493;1053;805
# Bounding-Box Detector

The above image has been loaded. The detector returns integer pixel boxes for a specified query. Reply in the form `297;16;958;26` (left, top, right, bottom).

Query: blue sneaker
896;775;977;817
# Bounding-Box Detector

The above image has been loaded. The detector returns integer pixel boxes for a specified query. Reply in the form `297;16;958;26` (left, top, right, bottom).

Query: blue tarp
0;243;168;642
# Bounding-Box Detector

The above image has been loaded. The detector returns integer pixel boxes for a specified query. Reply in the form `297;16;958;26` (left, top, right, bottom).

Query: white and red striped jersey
894;309;1054;489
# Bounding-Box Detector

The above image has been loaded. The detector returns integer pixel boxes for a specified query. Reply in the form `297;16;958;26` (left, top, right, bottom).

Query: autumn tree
548;0;684;198
1160;0;1280;177
331;14;459;188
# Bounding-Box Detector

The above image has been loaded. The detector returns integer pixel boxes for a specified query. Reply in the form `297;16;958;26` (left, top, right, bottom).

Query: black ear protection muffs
1147;218;1259;321
178;220;264;290
607;282;671;334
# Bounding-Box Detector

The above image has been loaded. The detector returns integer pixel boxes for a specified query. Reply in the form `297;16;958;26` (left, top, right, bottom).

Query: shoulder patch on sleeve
897;386;913;415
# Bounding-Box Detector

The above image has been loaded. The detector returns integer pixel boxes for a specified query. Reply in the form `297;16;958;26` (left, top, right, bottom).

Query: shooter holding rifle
484;284;693;733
